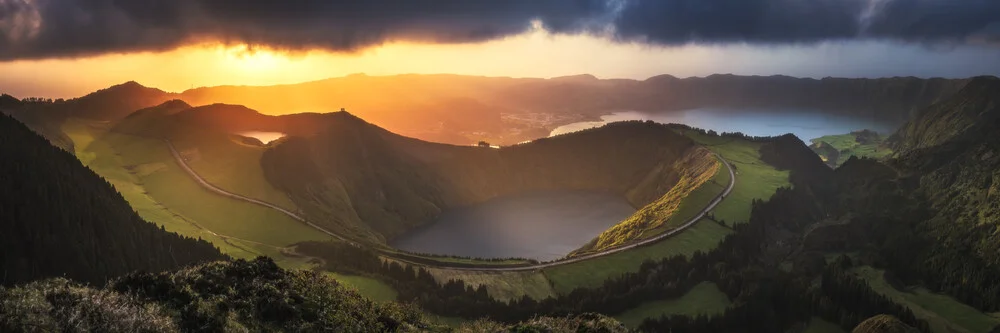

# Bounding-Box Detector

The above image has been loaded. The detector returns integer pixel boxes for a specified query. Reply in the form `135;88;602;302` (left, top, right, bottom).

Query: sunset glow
2;28;1000;99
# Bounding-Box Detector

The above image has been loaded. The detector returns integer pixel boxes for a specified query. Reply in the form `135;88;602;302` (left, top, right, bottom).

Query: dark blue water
389;191;635;261
551;108;891;142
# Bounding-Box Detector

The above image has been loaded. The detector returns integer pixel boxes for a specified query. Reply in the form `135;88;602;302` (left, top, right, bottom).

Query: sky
2;0;999;98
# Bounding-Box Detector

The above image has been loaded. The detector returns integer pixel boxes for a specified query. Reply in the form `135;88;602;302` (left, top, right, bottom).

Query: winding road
166;140;735;271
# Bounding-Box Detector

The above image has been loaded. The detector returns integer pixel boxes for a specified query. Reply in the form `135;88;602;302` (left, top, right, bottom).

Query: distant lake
551;109;892;141
390;191;635;261
237;131;285;144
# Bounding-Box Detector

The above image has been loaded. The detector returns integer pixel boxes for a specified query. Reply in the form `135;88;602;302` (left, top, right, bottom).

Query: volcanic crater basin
388;190;636;261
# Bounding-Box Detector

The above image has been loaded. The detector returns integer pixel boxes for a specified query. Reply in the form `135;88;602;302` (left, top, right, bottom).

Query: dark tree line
0;115;225;286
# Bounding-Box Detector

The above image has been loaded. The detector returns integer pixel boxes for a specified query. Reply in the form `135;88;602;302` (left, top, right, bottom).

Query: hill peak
0;93;21;109
550;74;598;82
156;99;192;110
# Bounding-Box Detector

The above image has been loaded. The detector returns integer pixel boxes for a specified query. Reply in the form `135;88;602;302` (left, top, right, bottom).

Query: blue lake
390;191;635;261
550;108;892;141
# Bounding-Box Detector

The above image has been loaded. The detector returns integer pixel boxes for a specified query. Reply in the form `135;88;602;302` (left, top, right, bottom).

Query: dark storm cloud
0;0;611;60
612;0;1000;45
1;0;1000;60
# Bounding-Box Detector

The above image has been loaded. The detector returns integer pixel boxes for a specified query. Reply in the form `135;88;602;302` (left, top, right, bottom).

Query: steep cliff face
890;76;1000;154
261;115;717;244
889;77;1000;226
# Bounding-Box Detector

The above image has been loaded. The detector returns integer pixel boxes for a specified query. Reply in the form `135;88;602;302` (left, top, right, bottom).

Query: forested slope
0;114;225;286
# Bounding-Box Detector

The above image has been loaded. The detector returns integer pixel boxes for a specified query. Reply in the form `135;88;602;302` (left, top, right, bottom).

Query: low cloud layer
613;0;1000;45
1;0;998;61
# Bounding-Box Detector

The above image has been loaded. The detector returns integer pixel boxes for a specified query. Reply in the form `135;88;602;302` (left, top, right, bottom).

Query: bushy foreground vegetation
0;258;628;333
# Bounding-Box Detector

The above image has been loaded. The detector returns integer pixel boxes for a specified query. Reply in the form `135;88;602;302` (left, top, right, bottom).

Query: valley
3;74;999;332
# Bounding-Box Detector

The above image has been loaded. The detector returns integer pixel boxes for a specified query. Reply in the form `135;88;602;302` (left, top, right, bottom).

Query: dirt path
165;139;735;271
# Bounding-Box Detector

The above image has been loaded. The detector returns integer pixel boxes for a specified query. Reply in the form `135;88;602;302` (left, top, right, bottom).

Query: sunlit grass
170;126;299;211
107;132;331;246
62;118;331;261
810;132;892;166
851;266;1000;333
682;130;790;224
614;282;731;328
324;272;399;303
424;268;556;301
544;219;732;294
584;153;721;252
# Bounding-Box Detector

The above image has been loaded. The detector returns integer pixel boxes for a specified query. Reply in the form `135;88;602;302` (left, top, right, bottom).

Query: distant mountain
63;81;175;120
0;114;225;286
1;74;974;147
177;74;969;137
0;82;175;150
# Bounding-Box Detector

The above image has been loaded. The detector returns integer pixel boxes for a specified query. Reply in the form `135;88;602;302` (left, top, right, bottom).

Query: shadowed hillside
260;115;716;246
783;77;1000;328
0;114;225;286
0;82;175;151
113;103;718;250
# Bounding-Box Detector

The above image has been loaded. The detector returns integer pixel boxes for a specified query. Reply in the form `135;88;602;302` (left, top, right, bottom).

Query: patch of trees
19;97;65;104
664;123;782;142
0;115;225;286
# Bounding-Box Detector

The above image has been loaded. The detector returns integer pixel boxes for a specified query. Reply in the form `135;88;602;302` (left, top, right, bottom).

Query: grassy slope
544;220;731;294
62;119;258;259
614;282;731;328
109;132;328;245
584;151;720;251
324;272;398;303
810;132;892;166
851;266;1000;333
684;131;790;224
169;126;298;212
64;118;399;301
638;159;728;237
804;317;847;333
543;132;788;294
424;268;556;302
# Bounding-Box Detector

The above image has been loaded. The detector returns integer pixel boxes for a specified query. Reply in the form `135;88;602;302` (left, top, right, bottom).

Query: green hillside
0;114;225;286
810;130;893;167
58;104;335;275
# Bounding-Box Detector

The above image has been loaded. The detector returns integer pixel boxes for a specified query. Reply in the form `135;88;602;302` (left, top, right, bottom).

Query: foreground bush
1;257;632;332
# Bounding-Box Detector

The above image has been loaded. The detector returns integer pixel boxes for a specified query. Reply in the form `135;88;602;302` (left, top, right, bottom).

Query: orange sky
2;27;999;99
0;28;702;98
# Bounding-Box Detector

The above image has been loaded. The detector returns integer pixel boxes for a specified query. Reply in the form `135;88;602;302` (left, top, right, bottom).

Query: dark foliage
0;114;225;286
